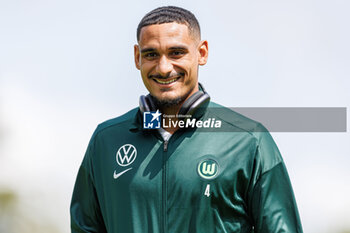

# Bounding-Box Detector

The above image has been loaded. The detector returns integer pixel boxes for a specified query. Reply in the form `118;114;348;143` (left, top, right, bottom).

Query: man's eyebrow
169;46;188;50
140;46;189;54
141;48;156;53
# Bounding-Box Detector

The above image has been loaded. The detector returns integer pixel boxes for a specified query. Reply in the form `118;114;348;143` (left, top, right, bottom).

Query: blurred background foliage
0;188;61;233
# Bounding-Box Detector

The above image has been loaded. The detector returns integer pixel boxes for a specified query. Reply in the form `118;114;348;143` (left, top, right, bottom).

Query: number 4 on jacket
204;184;210;197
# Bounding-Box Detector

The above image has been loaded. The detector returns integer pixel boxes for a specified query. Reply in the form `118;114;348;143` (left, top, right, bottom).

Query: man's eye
170;51;184;56
145;53;158;58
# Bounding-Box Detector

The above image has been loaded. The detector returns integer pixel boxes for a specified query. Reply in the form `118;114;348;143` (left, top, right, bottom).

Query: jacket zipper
163;140;169;152
162;139;168;233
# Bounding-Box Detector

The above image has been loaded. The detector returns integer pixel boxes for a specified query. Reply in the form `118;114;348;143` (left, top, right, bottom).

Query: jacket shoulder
208;102;282;172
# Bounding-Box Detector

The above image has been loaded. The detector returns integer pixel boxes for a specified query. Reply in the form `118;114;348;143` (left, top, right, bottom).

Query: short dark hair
137;6;201;41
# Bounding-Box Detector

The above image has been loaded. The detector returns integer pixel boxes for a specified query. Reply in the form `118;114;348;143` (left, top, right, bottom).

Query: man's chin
152;95;184;108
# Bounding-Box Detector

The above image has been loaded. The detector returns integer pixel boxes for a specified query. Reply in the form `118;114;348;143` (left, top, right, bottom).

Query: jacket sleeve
248;127;303;233
70;136;107;233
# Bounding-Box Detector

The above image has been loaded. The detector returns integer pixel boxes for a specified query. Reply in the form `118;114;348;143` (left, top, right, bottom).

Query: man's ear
134;44;141;70
198;40;208;66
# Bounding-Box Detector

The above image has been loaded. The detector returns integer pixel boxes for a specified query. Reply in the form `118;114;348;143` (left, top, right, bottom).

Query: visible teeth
154;78;178;84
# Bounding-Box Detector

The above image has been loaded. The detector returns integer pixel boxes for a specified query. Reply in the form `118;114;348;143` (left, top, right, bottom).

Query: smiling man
134;10;209;131
70;6;303;233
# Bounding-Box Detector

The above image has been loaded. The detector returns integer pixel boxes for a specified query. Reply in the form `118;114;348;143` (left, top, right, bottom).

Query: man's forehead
138;22;198;44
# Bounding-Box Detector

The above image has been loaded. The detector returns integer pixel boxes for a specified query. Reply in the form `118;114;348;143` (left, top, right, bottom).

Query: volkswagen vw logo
116;144;137;167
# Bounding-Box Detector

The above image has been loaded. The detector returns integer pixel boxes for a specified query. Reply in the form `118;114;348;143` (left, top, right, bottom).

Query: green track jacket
70;102;303;233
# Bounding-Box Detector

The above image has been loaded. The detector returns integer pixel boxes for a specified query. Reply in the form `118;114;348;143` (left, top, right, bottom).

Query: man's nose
156;55;173;76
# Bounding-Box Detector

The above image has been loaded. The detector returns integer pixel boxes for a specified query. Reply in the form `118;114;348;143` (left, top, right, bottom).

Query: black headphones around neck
139;83;210;117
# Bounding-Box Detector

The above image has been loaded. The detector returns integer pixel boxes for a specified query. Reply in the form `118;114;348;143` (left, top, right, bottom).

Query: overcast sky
1;1;349;232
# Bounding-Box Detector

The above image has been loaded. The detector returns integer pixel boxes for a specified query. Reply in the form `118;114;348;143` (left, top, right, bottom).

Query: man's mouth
152;77;181;85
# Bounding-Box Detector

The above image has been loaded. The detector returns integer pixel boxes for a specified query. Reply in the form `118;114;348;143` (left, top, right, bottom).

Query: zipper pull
163;140;168;152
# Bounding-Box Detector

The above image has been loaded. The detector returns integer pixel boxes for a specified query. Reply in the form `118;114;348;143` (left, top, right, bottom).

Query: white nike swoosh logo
113;167;132;179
